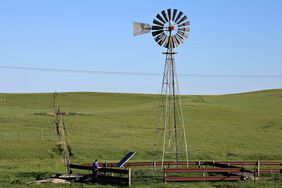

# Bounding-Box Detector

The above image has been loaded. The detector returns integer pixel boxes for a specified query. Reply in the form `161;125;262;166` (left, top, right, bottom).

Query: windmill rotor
133;9;190;48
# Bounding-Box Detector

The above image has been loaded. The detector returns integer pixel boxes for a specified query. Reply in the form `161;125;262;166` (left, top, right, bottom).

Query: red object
164;168;241;173
165;176;241;182
169;26;174;32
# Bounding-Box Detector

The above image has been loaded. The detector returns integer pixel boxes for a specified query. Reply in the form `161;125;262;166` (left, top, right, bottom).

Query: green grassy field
0;89;282;187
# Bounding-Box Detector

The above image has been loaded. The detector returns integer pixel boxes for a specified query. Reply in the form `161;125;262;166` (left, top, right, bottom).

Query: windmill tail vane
133;9;190;167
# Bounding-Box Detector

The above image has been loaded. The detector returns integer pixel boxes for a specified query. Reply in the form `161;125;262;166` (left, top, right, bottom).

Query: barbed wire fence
0;129;58;142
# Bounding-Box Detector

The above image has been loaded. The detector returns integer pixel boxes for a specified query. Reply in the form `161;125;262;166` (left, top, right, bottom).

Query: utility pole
53;108;71;174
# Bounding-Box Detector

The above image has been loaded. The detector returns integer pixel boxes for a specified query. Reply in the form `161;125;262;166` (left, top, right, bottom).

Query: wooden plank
205;161;282;166
204;162;241;169
70;164;91;170
156;161;193;166
70;164;129;174
124;162;152;167
125;161;282;167
213;161;257;166
259;162;282;166
164;168;242;173
71;161;282;169
165;176;242;182
99;168;129;174
253;169;281;173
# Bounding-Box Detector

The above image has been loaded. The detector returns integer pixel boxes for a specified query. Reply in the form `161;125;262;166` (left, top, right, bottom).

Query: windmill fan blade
152;30;164;37
153;19;164;26
172;9;177;21
158;35;167;46
172;36;178;47
163;36;169;48
177;15;188;24
177;31;188;38
133;22;151;36
163;36;169;47
161;10;168;22
175;11;183;23
164;38;170;48
170;37;175;48
167;9;172;21
178;27;190;32
156;14;166;24
171;41;175;48
178;21;190;28
175;33;185;43
171;36;177;47
157;40;163;46
176;32;184;39
154;32;165;43
173;35;181;46
152;25;164;31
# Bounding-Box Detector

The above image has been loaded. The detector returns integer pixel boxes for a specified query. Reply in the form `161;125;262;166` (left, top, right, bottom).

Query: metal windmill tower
133;9;190;166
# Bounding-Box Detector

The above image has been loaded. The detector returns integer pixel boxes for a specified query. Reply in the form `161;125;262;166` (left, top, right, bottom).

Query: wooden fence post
257;161;260;177
128;168;131;186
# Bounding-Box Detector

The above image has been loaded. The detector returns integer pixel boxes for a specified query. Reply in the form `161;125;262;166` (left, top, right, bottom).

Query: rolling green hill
0;89;281;187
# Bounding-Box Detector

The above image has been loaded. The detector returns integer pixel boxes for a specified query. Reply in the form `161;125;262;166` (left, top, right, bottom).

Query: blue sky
0;0;281;94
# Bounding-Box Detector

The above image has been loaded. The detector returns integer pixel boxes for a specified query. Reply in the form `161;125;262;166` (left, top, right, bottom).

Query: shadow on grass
10;171;52;185
16;171;52;180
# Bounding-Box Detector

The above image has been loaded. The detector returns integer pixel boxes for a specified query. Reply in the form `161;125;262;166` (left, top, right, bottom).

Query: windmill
133;9;190;167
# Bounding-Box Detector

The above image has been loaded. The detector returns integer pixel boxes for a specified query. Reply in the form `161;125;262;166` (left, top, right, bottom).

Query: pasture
0;89;281;187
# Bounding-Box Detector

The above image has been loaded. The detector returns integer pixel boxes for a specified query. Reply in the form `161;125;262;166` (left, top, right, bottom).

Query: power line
0;65;282;79
1;41;282;48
